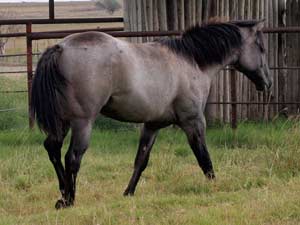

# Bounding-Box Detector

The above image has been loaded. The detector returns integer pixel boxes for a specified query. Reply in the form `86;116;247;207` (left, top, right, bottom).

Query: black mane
158;22;244;68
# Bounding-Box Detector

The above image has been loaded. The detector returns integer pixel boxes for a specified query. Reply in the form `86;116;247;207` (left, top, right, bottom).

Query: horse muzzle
256;67;272;92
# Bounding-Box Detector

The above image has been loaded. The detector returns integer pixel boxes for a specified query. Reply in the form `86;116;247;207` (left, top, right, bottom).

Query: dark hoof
205;171;215;180
123;189;134;196
55;198;73;209
55;199;67;209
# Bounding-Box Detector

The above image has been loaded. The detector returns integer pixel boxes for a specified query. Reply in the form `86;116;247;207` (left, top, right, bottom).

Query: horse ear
253;19;265;32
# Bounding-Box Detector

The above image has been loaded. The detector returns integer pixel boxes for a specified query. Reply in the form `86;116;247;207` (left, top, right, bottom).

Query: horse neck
203;51;239;81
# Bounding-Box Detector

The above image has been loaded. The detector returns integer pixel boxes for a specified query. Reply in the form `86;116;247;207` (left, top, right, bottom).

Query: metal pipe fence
1;17;300;128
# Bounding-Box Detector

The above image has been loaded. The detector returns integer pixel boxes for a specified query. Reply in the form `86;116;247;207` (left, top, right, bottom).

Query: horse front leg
124;123;159;196
56;119;92;209
180;116;215;179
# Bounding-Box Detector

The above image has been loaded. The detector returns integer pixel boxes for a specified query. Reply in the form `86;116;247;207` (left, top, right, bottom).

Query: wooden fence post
230;70;237;129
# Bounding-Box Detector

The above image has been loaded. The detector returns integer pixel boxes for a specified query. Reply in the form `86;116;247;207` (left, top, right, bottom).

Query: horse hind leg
55;118;92;209
43;122;69;205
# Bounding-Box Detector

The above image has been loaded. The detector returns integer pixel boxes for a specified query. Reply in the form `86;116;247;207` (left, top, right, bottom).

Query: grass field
1;76;300;225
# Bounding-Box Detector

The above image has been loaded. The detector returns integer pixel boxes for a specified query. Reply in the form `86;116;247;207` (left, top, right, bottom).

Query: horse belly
100;94;174;123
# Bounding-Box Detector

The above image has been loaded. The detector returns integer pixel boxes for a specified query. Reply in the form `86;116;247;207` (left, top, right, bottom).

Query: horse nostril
268;83;272;89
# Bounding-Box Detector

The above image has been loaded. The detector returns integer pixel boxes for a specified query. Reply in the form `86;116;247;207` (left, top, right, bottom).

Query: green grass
1;124;300;225
0;76;28;130
1;76;300;224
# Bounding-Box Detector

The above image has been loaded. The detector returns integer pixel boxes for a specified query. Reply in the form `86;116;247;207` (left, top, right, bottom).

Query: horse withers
31;20;272;208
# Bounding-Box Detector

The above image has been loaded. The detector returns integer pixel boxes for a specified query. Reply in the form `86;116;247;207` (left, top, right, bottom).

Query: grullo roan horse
31;20;272;209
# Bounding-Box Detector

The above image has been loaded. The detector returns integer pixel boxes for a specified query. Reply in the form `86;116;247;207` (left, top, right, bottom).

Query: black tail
31;45;66;140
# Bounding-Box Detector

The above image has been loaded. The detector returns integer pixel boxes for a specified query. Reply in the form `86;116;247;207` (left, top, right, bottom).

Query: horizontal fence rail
0;90;27;93
0;26;297;40
0;17;124;25
207;102;300;105
24;27;300;40
0;71;28;74
0;108;18;112
0;53;40;58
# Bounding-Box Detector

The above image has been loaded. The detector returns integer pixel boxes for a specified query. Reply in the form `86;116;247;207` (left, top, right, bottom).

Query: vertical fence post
26;22;34;129
231;70;237;129
49;0;55;20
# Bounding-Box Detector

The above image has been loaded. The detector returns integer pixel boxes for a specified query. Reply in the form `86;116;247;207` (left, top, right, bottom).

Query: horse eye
255;37;260;45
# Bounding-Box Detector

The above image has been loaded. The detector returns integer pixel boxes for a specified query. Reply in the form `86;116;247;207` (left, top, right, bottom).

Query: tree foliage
94;0;122;15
